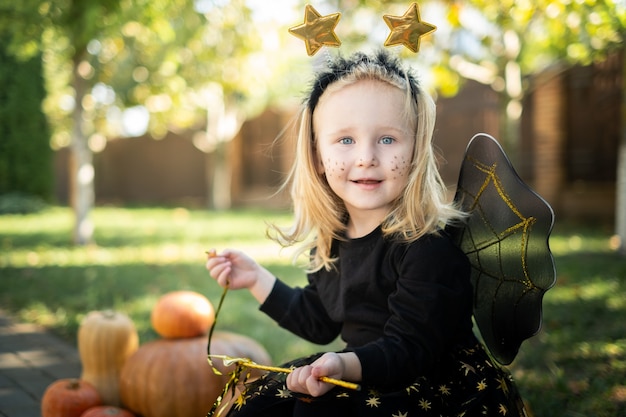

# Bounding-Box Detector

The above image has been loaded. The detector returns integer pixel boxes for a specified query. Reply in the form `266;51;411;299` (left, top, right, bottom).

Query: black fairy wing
446;133;556;365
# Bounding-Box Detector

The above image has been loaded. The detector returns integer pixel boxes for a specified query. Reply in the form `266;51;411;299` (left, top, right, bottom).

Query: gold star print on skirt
219;342;528;417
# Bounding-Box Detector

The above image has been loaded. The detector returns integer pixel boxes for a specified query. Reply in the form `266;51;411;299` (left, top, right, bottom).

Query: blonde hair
268;51;465;271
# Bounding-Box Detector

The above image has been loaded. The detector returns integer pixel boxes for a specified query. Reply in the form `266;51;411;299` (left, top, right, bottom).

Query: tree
1;0;271;243
0;34;51;201
2;0;123;244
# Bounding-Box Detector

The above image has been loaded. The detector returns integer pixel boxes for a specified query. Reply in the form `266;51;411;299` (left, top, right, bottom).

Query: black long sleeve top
260;226;475;390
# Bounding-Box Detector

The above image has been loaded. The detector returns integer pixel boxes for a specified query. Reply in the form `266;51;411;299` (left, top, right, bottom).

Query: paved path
0;310;81;417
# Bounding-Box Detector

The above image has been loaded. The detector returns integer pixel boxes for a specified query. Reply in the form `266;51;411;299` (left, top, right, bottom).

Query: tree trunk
616;52;626;255
211;142;232;210
70;53;94;245
617;135;626;255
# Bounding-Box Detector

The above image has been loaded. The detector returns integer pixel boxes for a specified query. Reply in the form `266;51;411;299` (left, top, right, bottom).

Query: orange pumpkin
41;378;102;417
119;332;270;417
80;405;136;417
150;290;215;338
78;310;139;406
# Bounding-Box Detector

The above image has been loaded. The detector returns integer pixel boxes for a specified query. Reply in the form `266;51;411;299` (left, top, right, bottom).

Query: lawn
1;207;625;416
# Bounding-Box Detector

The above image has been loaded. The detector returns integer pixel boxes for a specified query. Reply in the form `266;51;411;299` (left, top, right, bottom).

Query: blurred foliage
0;0;305;146
0;35;52;200
329;0;625;95
1;0;623;143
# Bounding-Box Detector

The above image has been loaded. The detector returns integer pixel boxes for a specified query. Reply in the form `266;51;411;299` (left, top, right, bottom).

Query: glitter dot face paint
313;79;415;237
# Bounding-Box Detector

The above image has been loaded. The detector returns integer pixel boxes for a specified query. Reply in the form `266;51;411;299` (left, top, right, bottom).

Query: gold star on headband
288;4;341;56
383;2;436;53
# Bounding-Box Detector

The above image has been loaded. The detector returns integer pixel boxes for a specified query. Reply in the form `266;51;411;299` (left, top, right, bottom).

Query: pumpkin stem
66;378;81;390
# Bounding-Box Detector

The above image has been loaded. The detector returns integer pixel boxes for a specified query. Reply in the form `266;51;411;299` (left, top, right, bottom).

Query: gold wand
208;354;361;391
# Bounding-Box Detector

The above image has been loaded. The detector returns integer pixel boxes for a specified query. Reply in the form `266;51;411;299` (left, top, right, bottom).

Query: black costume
226;227;527;417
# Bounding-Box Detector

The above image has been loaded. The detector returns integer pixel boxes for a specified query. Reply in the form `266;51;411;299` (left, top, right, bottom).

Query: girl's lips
352;179;382;184
351;179;383;190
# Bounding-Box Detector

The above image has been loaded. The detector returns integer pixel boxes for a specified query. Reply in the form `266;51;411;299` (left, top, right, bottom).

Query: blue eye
339;137;354;145
380;136;394;144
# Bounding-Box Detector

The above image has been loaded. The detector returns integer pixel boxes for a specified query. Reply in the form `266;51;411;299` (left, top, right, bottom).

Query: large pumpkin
150;290;215;338
41;378;102;417
78;310;139;406
119;332;270;417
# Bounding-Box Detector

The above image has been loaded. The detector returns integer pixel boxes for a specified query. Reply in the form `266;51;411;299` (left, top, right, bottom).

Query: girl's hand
287;352;345;397
205;249;261;290
205;249;276;304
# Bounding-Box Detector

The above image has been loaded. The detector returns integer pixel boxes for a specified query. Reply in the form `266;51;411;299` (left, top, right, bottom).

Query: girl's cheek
389;155;410;179
323;158;346;178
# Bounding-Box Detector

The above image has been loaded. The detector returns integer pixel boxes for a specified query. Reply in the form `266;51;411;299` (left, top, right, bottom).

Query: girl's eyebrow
321;125;410;137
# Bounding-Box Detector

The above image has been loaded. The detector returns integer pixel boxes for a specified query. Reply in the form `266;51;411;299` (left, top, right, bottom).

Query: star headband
289;2;437;56
306;50;420;112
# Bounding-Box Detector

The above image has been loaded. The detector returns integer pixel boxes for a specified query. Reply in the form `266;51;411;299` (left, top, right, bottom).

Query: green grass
1;207;625;416
0;207;340;363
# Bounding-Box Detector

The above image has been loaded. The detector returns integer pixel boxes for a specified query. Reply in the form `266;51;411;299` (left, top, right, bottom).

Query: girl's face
313;79;415;237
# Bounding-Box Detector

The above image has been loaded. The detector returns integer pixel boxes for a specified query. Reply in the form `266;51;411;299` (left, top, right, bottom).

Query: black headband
306;50;420;112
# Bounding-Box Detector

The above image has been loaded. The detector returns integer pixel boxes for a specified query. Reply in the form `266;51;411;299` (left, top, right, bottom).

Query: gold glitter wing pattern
447;134;556;365
288;4;341;56
383;2;436;53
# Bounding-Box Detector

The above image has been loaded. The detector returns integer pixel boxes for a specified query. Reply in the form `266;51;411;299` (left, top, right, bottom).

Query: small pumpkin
80;405;136;417
78;310;139;406
119;332;270;417
150;290;215;338
41;378;102;417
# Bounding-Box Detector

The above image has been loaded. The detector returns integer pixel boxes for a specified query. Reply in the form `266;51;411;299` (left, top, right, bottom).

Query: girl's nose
356;144;378;167
357;157;377;167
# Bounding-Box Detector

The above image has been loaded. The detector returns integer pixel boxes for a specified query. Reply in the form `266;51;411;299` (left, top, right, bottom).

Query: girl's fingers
297;366;311;386
286;367;303;391
216;266;231;287
206;258;232;285
287;365;331;396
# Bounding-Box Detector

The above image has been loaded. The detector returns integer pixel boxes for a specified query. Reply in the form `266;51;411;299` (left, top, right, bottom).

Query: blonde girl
207;50;527;417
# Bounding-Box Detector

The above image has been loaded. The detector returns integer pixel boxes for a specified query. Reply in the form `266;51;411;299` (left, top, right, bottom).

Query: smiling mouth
352;179;382;184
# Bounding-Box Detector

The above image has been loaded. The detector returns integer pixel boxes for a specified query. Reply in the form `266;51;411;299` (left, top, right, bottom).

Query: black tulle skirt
221;342;528;417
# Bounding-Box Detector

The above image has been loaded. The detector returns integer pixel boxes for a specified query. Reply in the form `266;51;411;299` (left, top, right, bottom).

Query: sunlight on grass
575;340;626;361
549;223;618;256
0;207;72;233
0;207;299;268
546;277;624;307
2;242;295;268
